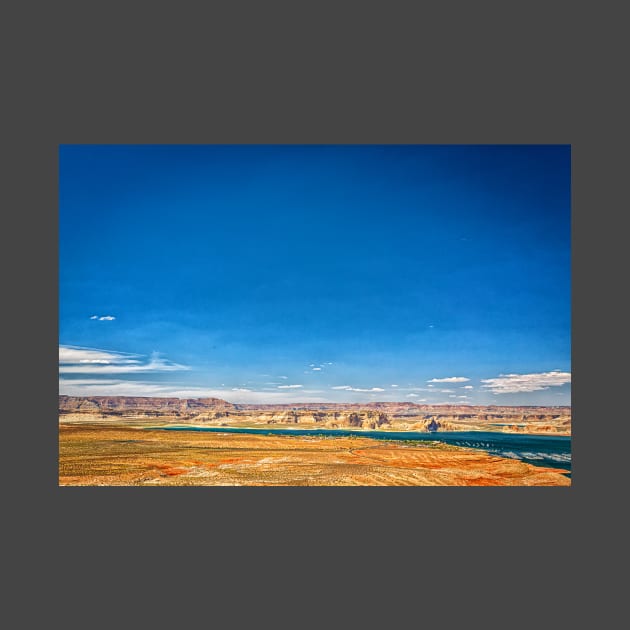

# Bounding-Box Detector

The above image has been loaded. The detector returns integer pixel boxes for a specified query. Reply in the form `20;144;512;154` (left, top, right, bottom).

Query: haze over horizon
59;145;571;406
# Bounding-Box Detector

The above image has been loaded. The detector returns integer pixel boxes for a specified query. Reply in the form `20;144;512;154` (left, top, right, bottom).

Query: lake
148;426;572;474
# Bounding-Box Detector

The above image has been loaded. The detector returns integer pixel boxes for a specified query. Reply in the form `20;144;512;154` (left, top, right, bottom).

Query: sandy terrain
59;423;570;486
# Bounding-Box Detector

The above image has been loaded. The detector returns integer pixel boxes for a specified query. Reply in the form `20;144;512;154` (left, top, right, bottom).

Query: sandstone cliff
188;409;391;429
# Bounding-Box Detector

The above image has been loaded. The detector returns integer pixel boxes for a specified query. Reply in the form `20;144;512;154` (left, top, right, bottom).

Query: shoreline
58;414;571;437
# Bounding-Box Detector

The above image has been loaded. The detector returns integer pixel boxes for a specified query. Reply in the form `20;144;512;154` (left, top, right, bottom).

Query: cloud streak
331;386;385;392
480;371;571;394
58;378;329;404
427;377;470;383
59;345;189;374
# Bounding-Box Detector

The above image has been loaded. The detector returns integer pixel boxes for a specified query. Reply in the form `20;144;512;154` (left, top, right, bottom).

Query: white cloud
89;315;116;321
438;389;455;393
462;385;474;389
480;371;571;394
279;376;288;379
427;377;470;383
231;388;251;392
277;384;303;389
406;393;418;397
391;384;399;387
59;345;189;374
90;315;98;320
312;367;322;371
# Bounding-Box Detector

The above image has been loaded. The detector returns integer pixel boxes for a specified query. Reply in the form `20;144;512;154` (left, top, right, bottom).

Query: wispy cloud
90;315;116;321
58;378;328;404
462;385;474;389
59;345;189;374
391;384;399;387
427;376;470;383
480;371;571;394
312;367;322;371
277;384;303;389
59;346;138;364
331;386;385;392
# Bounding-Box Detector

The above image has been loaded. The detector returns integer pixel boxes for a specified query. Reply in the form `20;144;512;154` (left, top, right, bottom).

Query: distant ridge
59;395;235;415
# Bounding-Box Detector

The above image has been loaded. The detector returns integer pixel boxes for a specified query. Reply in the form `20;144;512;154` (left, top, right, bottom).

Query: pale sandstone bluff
190;409;391;429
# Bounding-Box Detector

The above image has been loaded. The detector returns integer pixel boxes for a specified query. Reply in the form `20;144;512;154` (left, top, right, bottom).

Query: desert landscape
59;396;571;486
59;145;571;487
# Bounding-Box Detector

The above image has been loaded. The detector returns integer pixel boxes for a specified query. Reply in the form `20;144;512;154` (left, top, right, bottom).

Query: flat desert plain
59;422;570;486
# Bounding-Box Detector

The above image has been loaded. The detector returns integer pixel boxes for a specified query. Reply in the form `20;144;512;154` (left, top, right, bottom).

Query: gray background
4;1;625;628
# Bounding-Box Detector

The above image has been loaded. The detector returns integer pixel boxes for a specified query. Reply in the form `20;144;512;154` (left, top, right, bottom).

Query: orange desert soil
59;424;570;486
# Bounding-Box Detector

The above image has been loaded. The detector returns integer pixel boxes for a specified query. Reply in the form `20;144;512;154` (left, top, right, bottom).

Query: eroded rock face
185;409;392;429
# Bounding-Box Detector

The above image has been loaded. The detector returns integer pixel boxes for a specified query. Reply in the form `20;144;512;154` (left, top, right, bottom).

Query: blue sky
59;145;571;405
